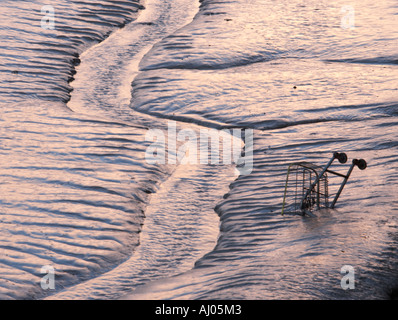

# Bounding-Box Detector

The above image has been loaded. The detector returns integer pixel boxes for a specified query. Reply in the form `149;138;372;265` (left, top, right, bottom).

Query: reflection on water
122;0;398;299
1;0;397;299
0;101;170;299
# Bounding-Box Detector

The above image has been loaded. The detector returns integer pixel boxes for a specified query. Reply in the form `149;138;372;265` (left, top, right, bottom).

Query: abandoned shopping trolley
281;152;367;216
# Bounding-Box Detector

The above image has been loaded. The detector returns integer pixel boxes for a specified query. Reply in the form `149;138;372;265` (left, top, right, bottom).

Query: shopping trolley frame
281;152;367;216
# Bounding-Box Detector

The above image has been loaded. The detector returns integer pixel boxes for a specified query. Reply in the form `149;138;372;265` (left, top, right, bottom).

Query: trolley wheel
334;152;348;164
357;159;367;170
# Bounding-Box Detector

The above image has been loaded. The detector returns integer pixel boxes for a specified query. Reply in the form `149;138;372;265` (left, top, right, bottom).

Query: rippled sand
1;0;397;300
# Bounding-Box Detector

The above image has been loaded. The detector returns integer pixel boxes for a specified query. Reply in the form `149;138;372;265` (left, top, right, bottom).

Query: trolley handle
353;158;367;170
330;158;367;208
334;152;348;164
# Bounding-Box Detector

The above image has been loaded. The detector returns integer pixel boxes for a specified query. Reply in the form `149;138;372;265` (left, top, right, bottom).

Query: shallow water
121;0;398;299
126;120;398;300
0;0;159;299
1;0;397;300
